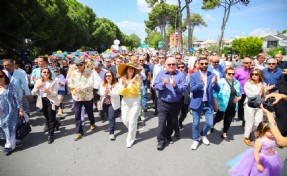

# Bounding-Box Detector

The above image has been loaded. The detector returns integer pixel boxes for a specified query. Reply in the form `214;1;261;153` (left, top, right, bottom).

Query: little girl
228;121;282;176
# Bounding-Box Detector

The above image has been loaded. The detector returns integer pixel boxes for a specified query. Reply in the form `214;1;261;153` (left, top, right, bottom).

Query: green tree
202;0;250;54
129;34;141;49
145;2;178;51
206;44;218;52
232;36;263;57
145;30;162;49
267;47;286;58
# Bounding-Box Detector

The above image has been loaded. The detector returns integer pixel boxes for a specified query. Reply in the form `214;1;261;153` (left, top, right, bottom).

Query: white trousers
244;105;263;138
121;97;140;146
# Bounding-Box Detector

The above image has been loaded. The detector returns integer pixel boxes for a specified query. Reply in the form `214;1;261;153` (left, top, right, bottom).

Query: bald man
234;57;253;126
153;57;187;150
274;53;287;69
262;59;283;93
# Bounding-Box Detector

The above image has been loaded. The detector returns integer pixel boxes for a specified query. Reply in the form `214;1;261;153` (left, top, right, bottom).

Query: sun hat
117;63;142;77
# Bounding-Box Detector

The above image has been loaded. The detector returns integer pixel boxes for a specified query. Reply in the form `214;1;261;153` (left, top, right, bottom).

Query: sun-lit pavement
0;96;286;176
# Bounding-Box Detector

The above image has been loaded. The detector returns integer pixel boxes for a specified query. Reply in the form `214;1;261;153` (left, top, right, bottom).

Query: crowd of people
0;50;286;175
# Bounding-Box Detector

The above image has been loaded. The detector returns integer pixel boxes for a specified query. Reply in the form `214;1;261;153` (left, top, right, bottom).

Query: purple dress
229;138;282;176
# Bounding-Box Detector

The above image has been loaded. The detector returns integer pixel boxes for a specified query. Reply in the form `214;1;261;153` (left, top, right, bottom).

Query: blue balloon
189;48;194;52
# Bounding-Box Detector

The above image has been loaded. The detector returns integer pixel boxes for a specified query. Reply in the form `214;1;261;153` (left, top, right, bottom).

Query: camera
247;97;276;112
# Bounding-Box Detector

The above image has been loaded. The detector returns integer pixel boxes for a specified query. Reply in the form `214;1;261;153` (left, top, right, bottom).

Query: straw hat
118;63;142;77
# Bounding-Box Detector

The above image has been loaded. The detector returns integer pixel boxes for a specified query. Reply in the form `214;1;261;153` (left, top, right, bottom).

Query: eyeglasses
0;75;4;78
227;73;235;76
244;62;251;64
200;63;208;66
213;62;219;64
167;63;176;66
177;66;185;69
105;75;112;77
139;60;144;62
76;63;84;66
268;63;276;65
176;58;181;60
105;60;111;63
128;55;133;56
251;73;259;76
42;72;50;74
154;60;159;62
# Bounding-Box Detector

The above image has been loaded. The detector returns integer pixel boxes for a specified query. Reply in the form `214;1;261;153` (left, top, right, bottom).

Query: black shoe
157;143;165;151
167;137;174;144
143;108;148;112
154;111;158;115
174;133;180;140
221;134;230;142
3;148;13;155
179;123;183;129
210;127;214;133
242;121;245;127
16;140;23;147
43;123;48;132
48;136;54;144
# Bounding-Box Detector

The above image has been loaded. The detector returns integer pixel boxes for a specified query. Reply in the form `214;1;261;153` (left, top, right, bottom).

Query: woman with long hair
31;68;59;144
0;70;24;155
118;63;142;148
99;71;120;140
243;69;273;146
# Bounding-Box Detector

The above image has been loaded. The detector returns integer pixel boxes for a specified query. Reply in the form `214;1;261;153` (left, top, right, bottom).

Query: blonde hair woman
243;69;273;146
118;63;142;148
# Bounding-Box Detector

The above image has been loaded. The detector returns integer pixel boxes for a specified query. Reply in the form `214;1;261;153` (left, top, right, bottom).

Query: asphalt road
0;96;286;176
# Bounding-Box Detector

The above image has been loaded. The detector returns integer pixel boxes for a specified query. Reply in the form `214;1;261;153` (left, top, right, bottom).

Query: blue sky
78;0;287;43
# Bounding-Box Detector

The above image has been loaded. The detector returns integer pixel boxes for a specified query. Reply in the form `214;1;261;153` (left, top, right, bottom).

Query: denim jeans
191;102;214;141
103;104;116;134
141;82;148;109
74;99;95;134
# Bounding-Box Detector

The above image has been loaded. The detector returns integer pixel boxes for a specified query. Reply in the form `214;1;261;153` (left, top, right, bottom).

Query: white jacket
99;82;121;110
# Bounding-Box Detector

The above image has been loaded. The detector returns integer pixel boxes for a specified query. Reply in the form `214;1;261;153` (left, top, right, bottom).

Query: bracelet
269;122;277;127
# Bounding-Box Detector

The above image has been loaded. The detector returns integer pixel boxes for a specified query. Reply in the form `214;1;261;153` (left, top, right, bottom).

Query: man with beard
189;57;220;150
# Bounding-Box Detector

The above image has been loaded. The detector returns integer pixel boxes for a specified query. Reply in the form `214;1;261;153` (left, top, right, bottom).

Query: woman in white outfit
243;69;273;146
99;71;120;140
118;63;142;148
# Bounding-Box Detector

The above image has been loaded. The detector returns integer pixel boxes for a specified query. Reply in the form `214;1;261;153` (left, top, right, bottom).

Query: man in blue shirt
153;57;187;150
262;59;283;93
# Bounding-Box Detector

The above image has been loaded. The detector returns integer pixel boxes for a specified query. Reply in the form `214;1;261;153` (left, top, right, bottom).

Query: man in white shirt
254;54;266;70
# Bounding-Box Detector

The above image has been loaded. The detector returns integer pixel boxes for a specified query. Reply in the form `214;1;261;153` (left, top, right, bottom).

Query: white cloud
115;21;146;42
248;28;278;37
137;0;151;13
204;14;216;22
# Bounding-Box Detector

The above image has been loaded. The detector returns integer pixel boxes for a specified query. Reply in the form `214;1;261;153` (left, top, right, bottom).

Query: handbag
16;119;32;140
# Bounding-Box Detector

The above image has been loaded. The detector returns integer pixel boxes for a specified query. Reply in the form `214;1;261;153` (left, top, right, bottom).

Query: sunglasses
176;58;181;59
0;75;4;78
167;63;176;66
42;71;50;74
244;62;251;64
227;73;235;76
251;73;259;76
177;66;185;69
76;63;84;66
139;60;144;62
128;55;132;56
54;70;59;72
200;63;208;66
268;63;276;65
105;75;112;77
213;62;219;64
154;60;159;61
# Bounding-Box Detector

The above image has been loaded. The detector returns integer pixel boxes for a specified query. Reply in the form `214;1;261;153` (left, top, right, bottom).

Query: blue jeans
141;83;148;109
191;102;214;141
74;100;95;134
103;104;115;134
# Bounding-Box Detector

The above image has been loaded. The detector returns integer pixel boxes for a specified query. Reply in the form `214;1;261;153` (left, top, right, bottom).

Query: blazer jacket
189;71;220;110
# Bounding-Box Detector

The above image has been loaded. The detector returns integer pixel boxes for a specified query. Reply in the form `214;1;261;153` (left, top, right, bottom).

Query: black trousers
157;99;181;145
178;97;189;125
74;100;95;134
42;97;56;136
237;94;246;121
214;102;236;133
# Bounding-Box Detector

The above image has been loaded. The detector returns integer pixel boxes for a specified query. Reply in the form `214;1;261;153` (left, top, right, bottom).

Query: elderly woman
243;69;273;146
213;68;242;142
99;71;120;140
32;68;59;144
0;70;24;155
118;63;142;148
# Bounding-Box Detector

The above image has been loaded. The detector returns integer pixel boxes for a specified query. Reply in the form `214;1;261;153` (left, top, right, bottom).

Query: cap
74;57;85;65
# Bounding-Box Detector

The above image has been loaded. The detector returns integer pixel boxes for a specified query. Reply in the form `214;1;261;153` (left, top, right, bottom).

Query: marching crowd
0;50;287;175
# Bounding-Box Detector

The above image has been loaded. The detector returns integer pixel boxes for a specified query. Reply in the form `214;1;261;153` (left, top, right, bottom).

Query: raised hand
211;75;217;85
162;77;169;85
170;75;176;87
200;75;205;85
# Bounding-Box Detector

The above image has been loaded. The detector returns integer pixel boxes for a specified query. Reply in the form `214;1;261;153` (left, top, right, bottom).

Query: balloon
57;50;62;54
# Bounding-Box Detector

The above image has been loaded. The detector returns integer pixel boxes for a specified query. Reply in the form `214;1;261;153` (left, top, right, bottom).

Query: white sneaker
202;136;210;145
191;141;199;150
109;134;115;140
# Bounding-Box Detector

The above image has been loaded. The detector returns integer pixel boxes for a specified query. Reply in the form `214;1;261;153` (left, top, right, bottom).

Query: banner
170;34;180;47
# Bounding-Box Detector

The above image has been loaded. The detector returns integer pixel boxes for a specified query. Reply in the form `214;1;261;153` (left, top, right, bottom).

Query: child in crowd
228;121;282;176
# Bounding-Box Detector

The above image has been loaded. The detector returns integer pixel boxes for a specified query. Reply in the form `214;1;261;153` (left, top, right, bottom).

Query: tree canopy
232;36;263;57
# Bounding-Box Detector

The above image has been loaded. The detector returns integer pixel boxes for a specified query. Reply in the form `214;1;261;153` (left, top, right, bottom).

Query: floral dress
0;83;23;148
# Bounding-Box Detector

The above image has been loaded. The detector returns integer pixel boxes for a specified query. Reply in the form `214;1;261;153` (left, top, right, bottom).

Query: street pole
174;11;177;53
